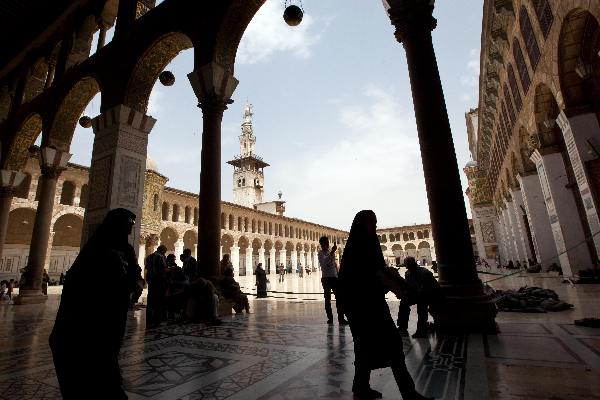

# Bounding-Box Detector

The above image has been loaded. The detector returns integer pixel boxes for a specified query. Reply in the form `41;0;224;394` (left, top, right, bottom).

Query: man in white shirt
318;236;349;325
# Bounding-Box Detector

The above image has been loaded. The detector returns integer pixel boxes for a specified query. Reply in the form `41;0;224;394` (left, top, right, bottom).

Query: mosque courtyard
1;270;599;400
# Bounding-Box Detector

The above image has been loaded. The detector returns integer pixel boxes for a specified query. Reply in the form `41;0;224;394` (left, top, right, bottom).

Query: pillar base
12;289;48;305
432;280;498;333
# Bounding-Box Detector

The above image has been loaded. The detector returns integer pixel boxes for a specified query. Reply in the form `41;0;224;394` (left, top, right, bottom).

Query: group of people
47;207;436;399
0;279;14;302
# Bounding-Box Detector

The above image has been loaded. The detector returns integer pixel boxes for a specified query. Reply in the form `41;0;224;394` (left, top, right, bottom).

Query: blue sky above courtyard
68;0;483;230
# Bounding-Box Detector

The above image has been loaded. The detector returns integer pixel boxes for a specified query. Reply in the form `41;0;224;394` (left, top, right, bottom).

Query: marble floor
1;271;599;399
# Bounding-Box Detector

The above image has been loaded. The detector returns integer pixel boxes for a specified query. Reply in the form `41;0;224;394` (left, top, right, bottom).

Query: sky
68;0;483;231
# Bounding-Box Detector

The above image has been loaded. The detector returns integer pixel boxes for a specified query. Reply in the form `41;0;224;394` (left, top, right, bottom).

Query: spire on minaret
227;103;270;208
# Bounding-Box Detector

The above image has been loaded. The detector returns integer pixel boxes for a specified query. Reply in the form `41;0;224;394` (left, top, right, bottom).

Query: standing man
397;257;442;338
318;236;348;325
145;244;168;328
181;248;198;281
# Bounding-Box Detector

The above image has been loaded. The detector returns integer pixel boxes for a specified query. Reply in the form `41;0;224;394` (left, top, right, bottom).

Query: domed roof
465;160;477;168
146;157;159;172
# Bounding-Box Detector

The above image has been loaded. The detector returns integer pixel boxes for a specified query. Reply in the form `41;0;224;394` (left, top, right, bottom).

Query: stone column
82;104;155;252
138;242;146;267
258;248;265;270
220;245;223;261
470;205;499;266
245;250;253;274
290;250;298;272
269;251;276;275
510;189;534;262
174;239;184;259
188;63;238;280
505;199;525;262
299;250;305;269
385;0;496;331
280;249;287;269
0;170;26;262
531;148;593;276
313;251;319;270
231;245;240;276
557;111;600;258
500;207;516;262
15;148;70;304
518;173;556;268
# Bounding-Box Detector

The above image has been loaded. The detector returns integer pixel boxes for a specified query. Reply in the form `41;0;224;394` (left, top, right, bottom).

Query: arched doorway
51;214;83;276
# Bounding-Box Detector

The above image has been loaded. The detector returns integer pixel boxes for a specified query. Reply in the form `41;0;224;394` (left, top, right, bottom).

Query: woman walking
338;210;433;400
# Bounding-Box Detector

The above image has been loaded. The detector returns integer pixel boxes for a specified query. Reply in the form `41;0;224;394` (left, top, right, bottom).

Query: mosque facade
464;0;600;276
0;104;440;281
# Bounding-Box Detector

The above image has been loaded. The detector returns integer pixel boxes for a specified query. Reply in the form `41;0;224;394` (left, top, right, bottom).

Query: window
172;204;180;222
185;206;191;224
60;181;75;206
194;208;199;225
229;214;234;230
162;202;169;221
532;0;553;39
519;7;541;70
503;85;516;126
513;39;531;93
153;193;159;211
507;65;523;111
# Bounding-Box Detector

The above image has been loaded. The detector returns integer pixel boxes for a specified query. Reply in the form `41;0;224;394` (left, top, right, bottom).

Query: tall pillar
138;242;146;267
290;250;298;272
518;173;556;268
313;251;319;270
557;111;600;258
0;170;26;262
83;104;155;252
280;249;287;269
188;63;238;280
500;207;516;262
231;245;240;276
470;205;499;266
510;189;534;262
299;250;305;268
531;148;593;276
14;148;70;304
258;248;265;269
245;249;253;274
174;239;184;259
505;199;525;262
269;251;276;275
220;245;223;261
384;0;496;331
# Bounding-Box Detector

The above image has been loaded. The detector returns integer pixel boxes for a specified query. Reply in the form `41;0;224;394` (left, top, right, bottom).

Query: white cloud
460;47;480;103
270;85;430;230
147;86;163;115
237;2;321;64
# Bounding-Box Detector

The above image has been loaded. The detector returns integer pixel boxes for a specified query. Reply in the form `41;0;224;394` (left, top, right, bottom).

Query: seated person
397;257;442;338
220;268;250;314
185;275;222;326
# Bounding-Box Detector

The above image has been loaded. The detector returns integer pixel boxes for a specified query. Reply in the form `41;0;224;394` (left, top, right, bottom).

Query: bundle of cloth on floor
491;286;573;312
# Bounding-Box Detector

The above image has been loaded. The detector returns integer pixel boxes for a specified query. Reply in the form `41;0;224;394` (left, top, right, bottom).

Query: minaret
227;103;269;208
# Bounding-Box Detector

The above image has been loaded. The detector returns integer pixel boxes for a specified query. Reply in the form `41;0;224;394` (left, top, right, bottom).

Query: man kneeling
397;257;442;338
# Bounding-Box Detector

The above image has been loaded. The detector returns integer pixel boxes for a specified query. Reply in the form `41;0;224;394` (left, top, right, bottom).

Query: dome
465;160;477;168
146;157;159;172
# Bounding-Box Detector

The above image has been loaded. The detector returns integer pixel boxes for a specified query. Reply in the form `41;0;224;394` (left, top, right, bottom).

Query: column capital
188;62;239;113
384;0;437;44
38;147;71;179
0;169;26;192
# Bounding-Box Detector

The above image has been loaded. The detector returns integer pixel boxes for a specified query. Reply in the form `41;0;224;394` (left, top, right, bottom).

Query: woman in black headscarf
49;208;141;399
338;210;433;400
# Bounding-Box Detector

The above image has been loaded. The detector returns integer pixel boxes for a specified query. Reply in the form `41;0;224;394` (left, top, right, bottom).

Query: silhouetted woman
49;208;141;399
338;210;433;400
255;263;268;298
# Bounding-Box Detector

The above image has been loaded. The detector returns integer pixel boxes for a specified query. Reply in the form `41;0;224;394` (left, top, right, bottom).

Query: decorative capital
38;147;70;179
384;0;437;44
188;63;239;114
0;169;26;189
